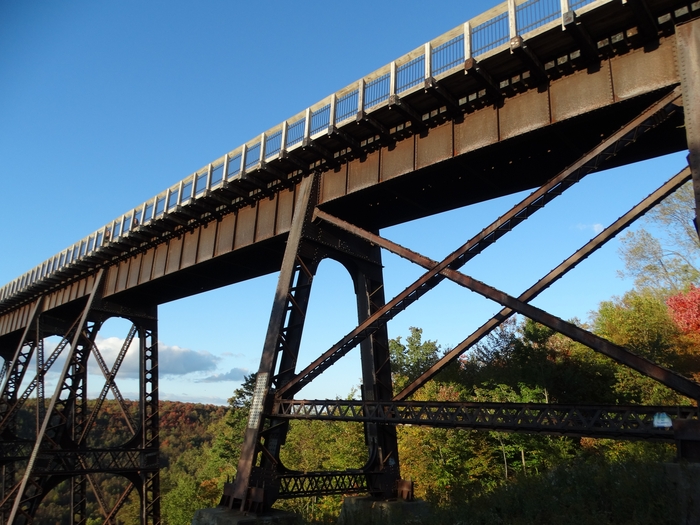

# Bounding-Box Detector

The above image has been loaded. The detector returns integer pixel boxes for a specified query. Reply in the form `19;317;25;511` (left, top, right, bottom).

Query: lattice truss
0;272;160;525
228;87;700;508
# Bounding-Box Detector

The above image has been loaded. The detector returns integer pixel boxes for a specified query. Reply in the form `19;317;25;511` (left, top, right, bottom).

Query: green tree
593;289;694;405
390;327;441;392
618;181;700;293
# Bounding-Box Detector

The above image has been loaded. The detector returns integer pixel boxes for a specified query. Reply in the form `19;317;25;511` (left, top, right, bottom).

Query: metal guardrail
0;0;605;306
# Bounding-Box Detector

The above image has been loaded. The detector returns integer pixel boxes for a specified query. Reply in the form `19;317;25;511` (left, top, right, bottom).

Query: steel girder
277;471;372;499
0;270;161;525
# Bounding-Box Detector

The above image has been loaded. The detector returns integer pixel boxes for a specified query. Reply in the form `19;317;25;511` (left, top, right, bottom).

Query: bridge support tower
226;173;401;512
0;271;161;524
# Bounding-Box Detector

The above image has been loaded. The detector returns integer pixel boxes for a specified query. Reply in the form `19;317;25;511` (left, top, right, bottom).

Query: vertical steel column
138;309;160;525
352;242;400;499
231;174;318;511
677;17;700;235
1;464;11;525
71;318;100;525
0;300;43;425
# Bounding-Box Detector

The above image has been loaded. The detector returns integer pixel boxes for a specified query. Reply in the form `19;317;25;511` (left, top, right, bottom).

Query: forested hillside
22;401;227;524
16;181;700;524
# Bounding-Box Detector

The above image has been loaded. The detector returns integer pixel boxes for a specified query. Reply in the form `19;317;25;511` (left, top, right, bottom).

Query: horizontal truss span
276;400;697;441
0;447;157;475
277;471;373;499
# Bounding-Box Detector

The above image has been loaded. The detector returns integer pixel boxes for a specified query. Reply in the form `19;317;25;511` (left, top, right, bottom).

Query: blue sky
0;1;688;405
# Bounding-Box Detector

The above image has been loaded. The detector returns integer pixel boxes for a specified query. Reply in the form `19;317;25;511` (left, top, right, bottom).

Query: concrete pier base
191;507;298;525
337;496;431;525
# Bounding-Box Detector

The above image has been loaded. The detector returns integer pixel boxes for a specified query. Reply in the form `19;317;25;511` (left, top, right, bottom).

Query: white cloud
197;367;249;383
575;223;605;234
159;391;230;405
89;336;220;379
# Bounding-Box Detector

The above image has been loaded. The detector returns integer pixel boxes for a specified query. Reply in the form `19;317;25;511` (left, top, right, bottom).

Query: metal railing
0;0;612;306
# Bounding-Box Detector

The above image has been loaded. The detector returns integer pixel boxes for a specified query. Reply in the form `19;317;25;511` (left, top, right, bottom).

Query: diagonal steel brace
315;170;700;402
275;87;683;399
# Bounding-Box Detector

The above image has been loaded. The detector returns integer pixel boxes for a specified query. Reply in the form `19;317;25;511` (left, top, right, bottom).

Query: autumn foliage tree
667;284;700;334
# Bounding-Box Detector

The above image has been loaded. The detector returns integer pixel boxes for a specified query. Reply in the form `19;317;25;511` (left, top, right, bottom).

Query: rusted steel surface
276;88;682;400
677;16;700;230
230;175;317;510
0;1;692;337
231;173;400;511
3;1;700;520
2;293;160;524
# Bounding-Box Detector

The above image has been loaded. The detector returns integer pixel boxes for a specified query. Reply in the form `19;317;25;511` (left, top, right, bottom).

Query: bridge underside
220;81;700;509
3;2;700;522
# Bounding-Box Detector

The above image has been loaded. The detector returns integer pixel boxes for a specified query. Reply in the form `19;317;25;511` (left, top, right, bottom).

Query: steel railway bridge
2;0;700;522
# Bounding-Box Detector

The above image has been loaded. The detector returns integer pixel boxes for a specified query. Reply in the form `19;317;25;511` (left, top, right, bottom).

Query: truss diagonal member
8;270;105;524
394;166;693;400
276;87;683;399
316;185;700;400
103;483;135;524
79;324;138;443
450;272;700;401
0;362;7;395
84;470;116;525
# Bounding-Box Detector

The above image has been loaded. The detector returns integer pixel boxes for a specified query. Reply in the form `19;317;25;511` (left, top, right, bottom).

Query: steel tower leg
352;243;400;499
137;309;160;525
677;16;700;235
7;272;105;524
228;173;401;510
4;271;161;525
230;174;319;511
0;300;43;522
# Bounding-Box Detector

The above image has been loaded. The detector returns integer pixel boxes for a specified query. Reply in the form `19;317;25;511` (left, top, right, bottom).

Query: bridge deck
0;0;694;343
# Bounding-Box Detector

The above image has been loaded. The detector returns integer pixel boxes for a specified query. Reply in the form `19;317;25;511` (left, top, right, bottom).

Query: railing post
280;121;288;155
176;181;184;206
239;145;248;177
389;61;397;97
424;43;432;80
464;21;472;60
358;79;365;115
204;164;212;191
508;0;518;39
259;133;266;165
222;156;230;183
303;108;311;144
329;94;337;132
560;0;571;29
